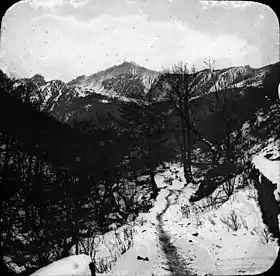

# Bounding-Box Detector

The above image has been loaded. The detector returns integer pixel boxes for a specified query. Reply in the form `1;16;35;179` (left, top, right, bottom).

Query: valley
0;60;279;276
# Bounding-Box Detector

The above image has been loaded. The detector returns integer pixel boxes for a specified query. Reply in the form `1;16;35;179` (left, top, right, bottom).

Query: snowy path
155;189;193;276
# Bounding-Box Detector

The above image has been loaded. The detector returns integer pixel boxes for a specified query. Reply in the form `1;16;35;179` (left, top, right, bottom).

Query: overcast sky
0;0;279;82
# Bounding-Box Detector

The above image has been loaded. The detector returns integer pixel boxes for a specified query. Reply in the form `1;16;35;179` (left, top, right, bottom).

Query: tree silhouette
159;62;203;184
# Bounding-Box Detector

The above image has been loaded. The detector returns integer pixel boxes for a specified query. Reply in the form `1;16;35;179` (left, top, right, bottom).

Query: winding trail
156;190;193;276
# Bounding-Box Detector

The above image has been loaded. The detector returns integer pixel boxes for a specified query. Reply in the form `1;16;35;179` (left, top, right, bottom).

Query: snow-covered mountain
5;61;279;123
66;61;160;103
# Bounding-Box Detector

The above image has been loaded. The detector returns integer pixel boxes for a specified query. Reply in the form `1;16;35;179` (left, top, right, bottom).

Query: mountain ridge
67;61;159;86
1;61;279;123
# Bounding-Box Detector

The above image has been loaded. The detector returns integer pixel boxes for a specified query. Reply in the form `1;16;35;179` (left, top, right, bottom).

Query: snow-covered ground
251;139;280;233
29;146;279;276
29;254;93;276
102;163;279;276
251;139;280;198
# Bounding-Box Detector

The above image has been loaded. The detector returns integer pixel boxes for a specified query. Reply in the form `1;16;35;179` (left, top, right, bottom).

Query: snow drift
29;254;92;276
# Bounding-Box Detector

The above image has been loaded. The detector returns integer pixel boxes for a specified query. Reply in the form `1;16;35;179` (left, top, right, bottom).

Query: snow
29;254;93;276
100;99;109;103
82;83;131;102
104;226;165;276
26;146;279;276
97;162;278;275
40;84;53;106
141;73;158;93
251;141;280;234
252;155;280;187
3;256;26;274
52;86;64;103
47;83;65;111
252;144;280;187
76;88;88;98
251;140;280;202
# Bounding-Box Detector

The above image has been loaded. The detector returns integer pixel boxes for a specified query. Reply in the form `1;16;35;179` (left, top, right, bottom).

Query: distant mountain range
0;60;279;181
3;61;280;124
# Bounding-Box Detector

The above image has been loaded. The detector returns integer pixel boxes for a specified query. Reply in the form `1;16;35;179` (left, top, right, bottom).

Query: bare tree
160;62;207;183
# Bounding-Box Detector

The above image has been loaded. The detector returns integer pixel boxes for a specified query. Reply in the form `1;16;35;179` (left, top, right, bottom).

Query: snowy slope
251;139;280;234
24;150;279;276
29;254;94;276
252;140;280;188
77;162;278;276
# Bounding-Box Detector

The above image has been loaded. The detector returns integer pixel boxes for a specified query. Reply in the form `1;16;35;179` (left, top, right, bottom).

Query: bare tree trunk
186;125;193;181
150;171;157;192
185;103;194;182
180;112;194;184
75;242;79;255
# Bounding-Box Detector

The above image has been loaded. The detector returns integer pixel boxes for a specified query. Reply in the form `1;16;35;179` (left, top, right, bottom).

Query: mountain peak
113;61;142;74
118;61;138;67
109;60;158;77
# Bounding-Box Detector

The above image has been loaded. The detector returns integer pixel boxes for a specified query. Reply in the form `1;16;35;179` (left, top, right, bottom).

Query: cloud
2;10;261;81
201;1;253;11
26;0;91;9
26;0;66;9
69;0;91;8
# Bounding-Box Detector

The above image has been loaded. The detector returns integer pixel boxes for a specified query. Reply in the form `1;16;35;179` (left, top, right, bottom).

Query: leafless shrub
122;227;134;252
251;226;259;236
78;231;103;259
95;256;117;273
95;226;135;273
235;173;250;190
78;225;135;273
240;216;248;230
190;203;200;216
260;226;272;244
247;188;258;202
222;177;235;199
180;204;191;218
188;197;214;216
134;216;147;227
109;226;134;256
193;192;228;213
204;195;223;211
78;233;118;274
220;210;241;231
